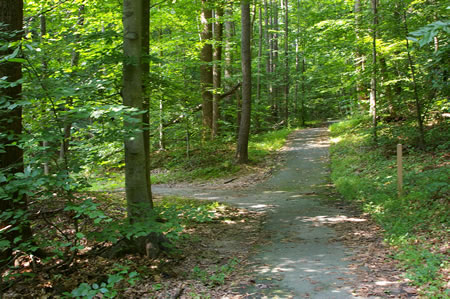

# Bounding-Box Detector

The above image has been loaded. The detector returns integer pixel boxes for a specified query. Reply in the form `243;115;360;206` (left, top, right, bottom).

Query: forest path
153;127;362;298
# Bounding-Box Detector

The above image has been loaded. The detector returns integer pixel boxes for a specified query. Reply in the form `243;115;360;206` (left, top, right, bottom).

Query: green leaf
76;232;85;239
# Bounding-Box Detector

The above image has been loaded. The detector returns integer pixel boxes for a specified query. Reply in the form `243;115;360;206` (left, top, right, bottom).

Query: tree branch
220;82;241;99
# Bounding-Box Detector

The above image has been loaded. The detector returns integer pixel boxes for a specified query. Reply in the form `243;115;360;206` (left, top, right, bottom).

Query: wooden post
397;144;403;197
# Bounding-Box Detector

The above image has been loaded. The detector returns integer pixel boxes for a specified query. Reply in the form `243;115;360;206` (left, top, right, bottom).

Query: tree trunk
370;0;378;143
354;0;366;111
224;5;234;84
200;0;213;139
273;0;279;120
284;0;289;125
212;5;224;139
123;0;153;222
40;15;50;175
255;4;263;131
295;38;299;117
0;0;32;262
236;1;252;164
301;56;306;125
142;0;152;200
264;0;273;122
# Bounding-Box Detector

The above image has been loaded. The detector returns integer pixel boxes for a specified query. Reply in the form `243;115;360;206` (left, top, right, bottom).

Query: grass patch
248;127;293;163
85;127;295;190
329;117;449;297
151;127;294;184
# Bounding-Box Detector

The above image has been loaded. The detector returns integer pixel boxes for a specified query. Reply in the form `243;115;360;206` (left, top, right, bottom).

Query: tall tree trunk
123;0;153;222
294;0;301;119
142;0;152;203
273;0;279;120
157;27;165;150
301;56;306;125
370;0;378;142
0;0;32;262
284;0;289;125
255;4;263;131
40;15;50;175
354;0;366;111
236;1;252;164
212;5;224;139
402;10;425;148
264;0;271;119
200;0;213;139
295;38;299;117
224;4;237;131
224;5;234;84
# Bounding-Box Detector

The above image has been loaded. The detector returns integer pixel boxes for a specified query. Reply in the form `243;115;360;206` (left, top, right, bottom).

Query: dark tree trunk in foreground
123;0;153;222
142;0;152;200
200;0;213;139
0;0;32;262
236;1;252;164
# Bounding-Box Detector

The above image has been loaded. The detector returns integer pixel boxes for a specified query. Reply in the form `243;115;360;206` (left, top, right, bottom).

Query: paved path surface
153;127;361;298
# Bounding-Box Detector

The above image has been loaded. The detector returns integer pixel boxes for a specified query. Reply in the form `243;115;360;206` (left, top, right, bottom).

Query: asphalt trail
153;127;362;298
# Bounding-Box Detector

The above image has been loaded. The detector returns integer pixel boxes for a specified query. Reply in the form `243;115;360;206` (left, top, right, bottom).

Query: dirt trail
153;127;364;298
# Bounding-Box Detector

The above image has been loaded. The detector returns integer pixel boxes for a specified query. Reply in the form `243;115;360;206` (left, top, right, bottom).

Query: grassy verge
329;117;449;297
150;127;294;184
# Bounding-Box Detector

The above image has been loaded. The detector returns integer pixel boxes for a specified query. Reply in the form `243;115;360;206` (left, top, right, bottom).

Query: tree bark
255;4;263;130
0;0;32;262
272;0;279;120
370;0;378;142
301;56;306;125
284;0;289;125
264;0;273;122
212;5;224;139
40;15;50;175
236;1;252;164
123;0;153;222
354;0;366;111
200;0;213;139
142;0;152;202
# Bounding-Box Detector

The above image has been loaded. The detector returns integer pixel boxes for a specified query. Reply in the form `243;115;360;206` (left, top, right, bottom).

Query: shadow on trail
153;127;365;298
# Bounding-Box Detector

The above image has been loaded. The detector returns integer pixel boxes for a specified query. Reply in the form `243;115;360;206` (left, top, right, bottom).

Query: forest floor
3;127;422;298
150;127;420;298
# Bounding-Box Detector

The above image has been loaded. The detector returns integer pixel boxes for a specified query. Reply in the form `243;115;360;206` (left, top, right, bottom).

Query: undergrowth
87;127;294;189
329;117;449;297
3;194;231;297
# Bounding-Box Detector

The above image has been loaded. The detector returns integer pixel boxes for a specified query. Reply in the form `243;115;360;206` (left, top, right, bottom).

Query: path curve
153;127;361;298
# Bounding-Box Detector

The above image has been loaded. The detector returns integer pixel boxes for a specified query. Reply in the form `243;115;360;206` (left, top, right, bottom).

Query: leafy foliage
330;118;449;296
